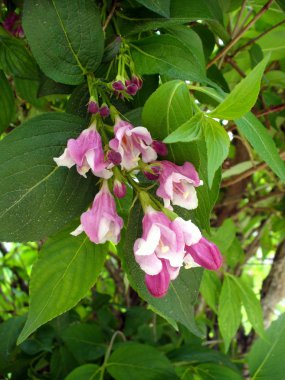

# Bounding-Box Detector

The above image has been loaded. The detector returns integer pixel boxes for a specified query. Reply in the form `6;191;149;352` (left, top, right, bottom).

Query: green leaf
61;323;106;363
210;56;269;120
0;35;38;79
170;0;223;25
14;77;48;110
163;112;203;143
230;276;265;338
218;276;241;351
107;343;179;380
248;313;285;380
17;226;107;343
191;86;285;183
0;70;15;133
23;0;104;85
202;115;230;187
200;271;221;313
196;363;243;380
123;201;204;337
135;0;170;17
236;112;285;183
0;316;26;371
131;35;207;83
0;113;97;242
65;364;100;380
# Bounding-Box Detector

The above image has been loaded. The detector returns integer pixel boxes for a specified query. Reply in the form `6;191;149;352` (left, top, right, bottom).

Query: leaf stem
103;0;117;32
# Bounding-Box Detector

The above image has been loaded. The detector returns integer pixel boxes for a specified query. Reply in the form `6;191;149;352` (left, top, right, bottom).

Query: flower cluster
112;76;143;98
54;111;222;298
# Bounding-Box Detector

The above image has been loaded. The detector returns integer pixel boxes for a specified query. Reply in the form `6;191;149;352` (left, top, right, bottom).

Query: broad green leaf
143;80;220;230
200;271;221;313
202;115;230;187
236;113;285;183
218;276;241;351
65;364;100;380
191;86;285;183
135;0;170;17
211;56;269;120
18;226;107;343
131;35;207;83
248;313;285;380
14;77;48;110
0;113;97;242
265;70;285;88
230;276;265;338
196;363;243;380
61;323;106;363
0;70;15;133
164;112;203;143
51;346;78;380
23;0;104;85
170;0;223;25
0;35;38;79
0;316;26;371
222;161;258;179
107;343;179;380
123;201;204;337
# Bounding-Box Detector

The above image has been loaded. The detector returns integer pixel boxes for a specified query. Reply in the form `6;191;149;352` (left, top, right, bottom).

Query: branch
256;104;285;117
225;56;246;77
103;0;118;32
222;151;285;187
231;19;285;57
207;0;274;69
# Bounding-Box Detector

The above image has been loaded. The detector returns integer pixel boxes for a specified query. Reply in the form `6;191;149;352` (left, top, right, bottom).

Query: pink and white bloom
134;207;201;297
54;122;112;179
109;118;157;171
184;237;223;270
72;181;123;244
156;161;202;210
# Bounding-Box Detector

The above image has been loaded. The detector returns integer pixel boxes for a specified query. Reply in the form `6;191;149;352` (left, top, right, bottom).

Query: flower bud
143;165;160;180
185;237;223;270
88;100;99;114
152;140;168;156
126;83;138;95
113;179;127;198
112;80;125;91
99;105;110;118
107;150;122;166
131;75;143;89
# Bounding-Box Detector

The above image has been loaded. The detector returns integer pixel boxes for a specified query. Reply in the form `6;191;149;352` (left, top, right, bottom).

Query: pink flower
3;12;24;38
113;179;127;198
88;100;99;114
109;118;157;171
184;237;223;270
54;123;112;179
152;141;168;156
156;161;202;210
134;207;201;297
72;181;123;244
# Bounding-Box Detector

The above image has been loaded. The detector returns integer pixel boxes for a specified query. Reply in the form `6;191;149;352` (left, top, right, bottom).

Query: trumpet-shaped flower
184;237;223;270
156;161;202;210
109;118;157;171
72;181;123;244
54;123;112;179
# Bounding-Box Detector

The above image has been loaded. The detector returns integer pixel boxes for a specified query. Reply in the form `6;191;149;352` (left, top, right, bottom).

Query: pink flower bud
99;105;110;118
185;237;223;270
88;101;99;114
112;80;125;91
131;76;143;89
143;165;160;180
113;179;127;198
126;83;138;95
145;261;170;298
107;150;122;165
3;12;24;38
152;141;168;156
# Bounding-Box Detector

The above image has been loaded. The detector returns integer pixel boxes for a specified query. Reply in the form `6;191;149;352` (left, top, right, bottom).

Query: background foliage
1;0;285;379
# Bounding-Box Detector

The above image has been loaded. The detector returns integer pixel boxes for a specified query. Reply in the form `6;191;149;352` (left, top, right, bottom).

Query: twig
231;19;285;57
256;104;285;117
103;0;117;32
222;151;285;187
207;0;274;69
225;56;246;77
232;0;247;37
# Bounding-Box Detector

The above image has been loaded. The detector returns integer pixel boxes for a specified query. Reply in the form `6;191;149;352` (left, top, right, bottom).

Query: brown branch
222;151;285;187
256;104;285;117
103;0;118;32
231;0;247;37
231;19;285;57
225;56;246;77
207;0;274;69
